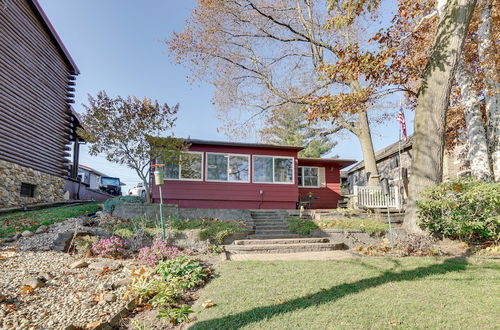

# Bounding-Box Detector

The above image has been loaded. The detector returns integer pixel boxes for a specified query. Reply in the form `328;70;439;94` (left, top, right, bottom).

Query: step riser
255;226;289;230
247;235;302;239
234;238;330;245
226;243;347;254
255;230;295;234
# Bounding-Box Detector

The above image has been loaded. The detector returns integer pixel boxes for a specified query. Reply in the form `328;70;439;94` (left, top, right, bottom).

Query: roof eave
29;0;80;75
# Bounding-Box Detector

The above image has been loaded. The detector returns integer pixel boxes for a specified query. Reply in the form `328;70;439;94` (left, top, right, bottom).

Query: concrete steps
226;211;348;255
225;241;347;254
234;237;330;245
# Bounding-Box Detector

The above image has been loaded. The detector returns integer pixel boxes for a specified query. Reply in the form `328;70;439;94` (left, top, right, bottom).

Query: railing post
394;186;400;210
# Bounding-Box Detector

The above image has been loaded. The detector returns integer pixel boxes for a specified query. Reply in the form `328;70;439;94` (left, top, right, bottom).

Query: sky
39;0;413;193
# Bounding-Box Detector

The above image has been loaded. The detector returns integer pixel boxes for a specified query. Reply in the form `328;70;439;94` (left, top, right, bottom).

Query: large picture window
206;153;249;182
163;152;203;181
253;156;294;184
298;167;319;187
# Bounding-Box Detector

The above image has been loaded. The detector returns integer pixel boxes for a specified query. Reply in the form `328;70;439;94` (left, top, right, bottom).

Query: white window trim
252;155;295;184
164;151;204;182
298;166;321;188
205;152;251;183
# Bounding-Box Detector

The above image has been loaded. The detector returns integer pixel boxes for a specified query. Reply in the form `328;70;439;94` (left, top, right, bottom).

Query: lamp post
152;164;166;240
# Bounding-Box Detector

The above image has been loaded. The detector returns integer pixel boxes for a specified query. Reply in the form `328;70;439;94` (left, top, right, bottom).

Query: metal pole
158;184;166;240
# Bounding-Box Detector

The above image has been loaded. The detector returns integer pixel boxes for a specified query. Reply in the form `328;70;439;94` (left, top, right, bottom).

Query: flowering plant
91;236;128;257
138;240;182;266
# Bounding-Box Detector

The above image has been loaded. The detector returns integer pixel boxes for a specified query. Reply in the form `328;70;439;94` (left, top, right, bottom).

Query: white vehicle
128;182;148;198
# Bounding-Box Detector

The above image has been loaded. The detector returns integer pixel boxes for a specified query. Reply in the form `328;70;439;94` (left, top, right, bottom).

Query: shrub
157;305;194;324
91;236;129;257
156;255;207;289
417;179;500;243
287;218;318;235
138;240;182;266
114;227;134;239
171;218;247;244
103;196;145;213
74;235;98;255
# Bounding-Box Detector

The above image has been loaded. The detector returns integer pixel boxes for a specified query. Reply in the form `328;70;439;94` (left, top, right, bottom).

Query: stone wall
0;160;65;208
111;203;253;223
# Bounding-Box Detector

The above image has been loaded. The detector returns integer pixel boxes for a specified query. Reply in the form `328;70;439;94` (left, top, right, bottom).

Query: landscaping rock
21;230;34;237
103;293;117;303
82;301;97;309
89;260;122;271
37;272;54;281
22;277;46;288
3;237;15;243
112;279;132;289
69;260;89;269
100;283;113;291
35;225;48;234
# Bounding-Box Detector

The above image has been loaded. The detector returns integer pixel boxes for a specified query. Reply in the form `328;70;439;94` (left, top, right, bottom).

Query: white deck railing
353;186;402;209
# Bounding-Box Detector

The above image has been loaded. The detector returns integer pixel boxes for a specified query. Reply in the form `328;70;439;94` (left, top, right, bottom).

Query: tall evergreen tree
260;105;338;158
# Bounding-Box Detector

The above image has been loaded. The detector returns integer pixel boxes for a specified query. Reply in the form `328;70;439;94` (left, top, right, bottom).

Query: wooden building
151;139;355;209
0;0;80;207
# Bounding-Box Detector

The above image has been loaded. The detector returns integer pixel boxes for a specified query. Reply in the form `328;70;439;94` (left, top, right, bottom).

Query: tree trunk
350;80;380;186
478;0;500;181
456;61;493;181
403;0;477;233
356;110;381;186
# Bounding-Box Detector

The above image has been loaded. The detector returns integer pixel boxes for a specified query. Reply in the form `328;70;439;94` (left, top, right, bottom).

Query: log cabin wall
0;0;78;207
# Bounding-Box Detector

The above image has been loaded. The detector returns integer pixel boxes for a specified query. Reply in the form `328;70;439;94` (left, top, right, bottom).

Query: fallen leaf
19;286;34;294
85;321;102;329
6;304;17;312
202;299;215;308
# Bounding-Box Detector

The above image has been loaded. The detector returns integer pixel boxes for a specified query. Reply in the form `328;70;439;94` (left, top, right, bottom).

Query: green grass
0;202;100;238
316;217;389;235
191;257;500;329
286;218;319;235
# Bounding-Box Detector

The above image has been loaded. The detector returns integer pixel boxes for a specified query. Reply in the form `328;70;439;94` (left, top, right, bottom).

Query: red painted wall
298;159;343;209
151;144;299;209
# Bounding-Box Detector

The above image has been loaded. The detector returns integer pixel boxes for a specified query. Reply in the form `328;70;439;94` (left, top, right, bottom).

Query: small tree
260;105;338;158
78;91;182;201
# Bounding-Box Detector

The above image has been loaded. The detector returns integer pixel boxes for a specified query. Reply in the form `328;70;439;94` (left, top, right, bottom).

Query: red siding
298;160;343;209
151;144;299;209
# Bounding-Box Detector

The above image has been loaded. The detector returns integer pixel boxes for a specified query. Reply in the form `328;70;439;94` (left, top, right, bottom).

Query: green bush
287;218;319;235
417;179;500;243
103;196;145;213
156;255;207;289
171;218;247;244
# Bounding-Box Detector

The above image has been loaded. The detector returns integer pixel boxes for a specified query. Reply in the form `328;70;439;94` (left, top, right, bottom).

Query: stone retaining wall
0;160;65;208
111;203;253;223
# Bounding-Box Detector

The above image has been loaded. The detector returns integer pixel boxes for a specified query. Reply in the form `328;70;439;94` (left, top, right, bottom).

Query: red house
152;139;355;209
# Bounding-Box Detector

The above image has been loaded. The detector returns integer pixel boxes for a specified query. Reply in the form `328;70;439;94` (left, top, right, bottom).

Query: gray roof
347;135;413;173
186;139;304;150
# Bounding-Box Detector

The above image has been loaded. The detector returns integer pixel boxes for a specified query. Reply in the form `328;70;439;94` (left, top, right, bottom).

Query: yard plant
316;217;388;235
417;179;500;243
171;218;247;244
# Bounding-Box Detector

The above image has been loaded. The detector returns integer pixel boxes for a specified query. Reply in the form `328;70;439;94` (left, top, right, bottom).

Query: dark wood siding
0;0;74;177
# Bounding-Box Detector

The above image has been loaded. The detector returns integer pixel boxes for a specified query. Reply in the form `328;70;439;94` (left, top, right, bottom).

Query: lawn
191;257;500;329
0;202;100;238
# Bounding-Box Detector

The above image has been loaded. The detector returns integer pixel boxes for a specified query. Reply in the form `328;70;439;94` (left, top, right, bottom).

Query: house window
206;153;250;182
298;167;319;187
163;152;203;181
20;183;36;197
389;154;400;169
253;156;294;184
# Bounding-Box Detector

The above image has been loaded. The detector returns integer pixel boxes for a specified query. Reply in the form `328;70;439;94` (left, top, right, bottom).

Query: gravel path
0;249;138;329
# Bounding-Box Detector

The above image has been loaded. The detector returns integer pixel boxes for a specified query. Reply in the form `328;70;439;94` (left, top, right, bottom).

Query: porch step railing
353;186;402;209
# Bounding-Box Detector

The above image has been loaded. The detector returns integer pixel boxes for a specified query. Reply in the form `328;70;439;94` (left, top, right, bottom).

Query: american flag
397;110;408;141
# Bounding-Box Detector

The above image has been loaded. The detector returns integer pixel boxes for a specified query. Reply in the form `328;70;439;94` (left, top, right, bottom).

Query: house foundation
0;160;65;208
